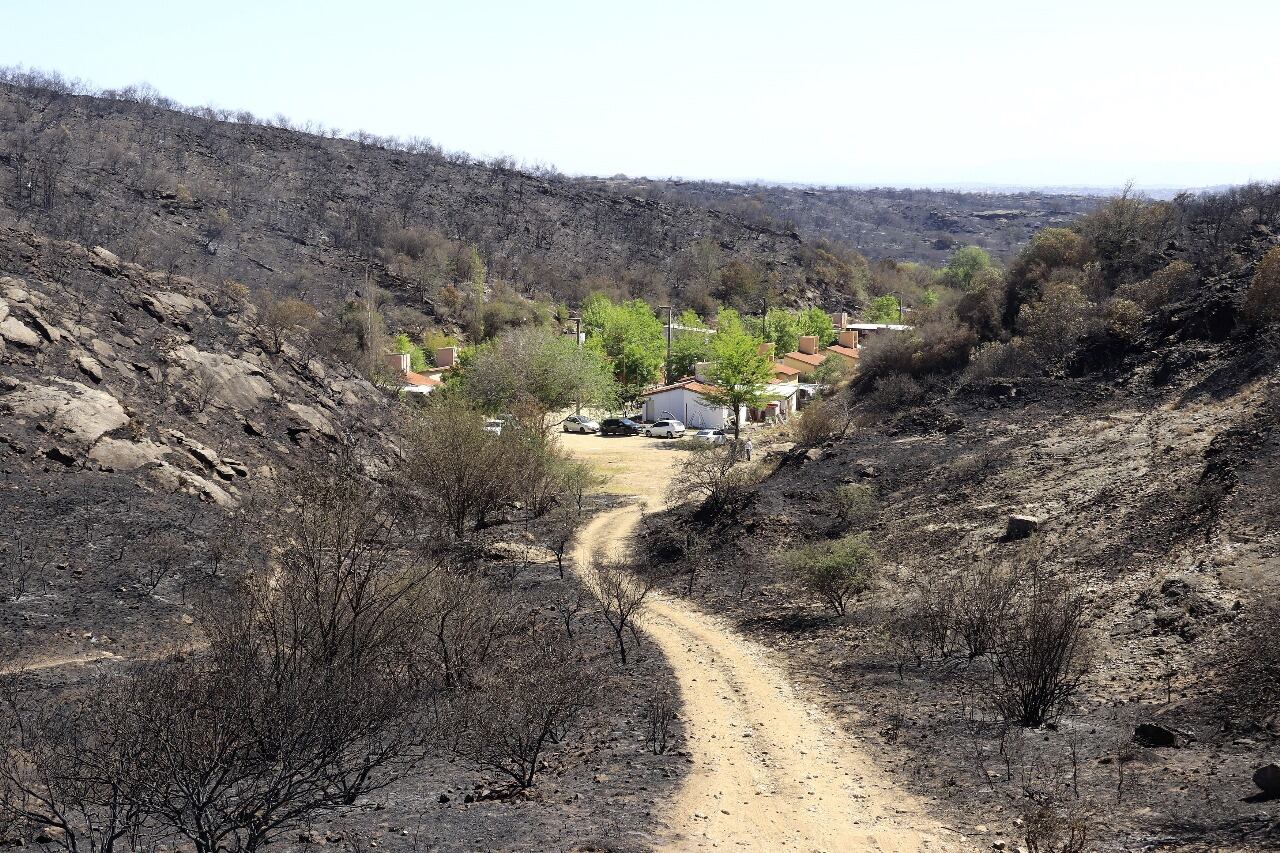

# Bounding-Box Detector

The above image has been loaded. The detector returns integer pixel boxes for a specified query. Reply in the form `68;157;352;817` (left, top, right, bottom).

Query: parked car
692;428;728;446
599;417;643;436
644;419;686;439
563;415;600;434
484;419;505;435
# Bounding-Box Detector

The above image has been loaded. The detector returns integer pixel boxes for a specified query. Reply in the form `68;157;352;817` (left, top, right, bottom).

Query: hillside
0;226;399;664
0;76;862;323
639;186;1280;851
587;177;1103;264
0;228;692;852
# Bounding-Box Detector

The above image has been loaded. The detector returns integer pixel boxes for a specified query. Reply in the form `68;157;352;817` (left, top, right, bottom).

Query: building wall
780;354;821;376
643;388;733;428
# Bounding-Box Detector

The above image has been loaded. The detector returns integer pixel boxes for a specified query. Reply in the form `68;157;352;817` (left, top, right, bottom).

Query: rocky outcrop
1;378;128;447
0;229;394;516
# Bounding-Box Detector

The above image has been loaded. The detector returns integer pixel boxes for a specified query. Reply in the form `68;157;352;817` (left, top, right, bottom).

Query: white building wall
644;388;734;429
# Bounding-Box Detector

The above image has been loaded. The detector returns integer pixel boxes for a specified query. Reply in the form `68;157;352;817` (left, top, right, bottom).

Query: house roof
826;344;860;360
772;362;800;376
783;350;827;366
641;378;720;397
403;371;441;388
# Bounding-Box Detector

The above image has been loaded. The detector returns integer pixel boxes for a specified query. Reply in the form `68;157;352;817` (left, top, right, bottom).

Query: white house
639;378;745;429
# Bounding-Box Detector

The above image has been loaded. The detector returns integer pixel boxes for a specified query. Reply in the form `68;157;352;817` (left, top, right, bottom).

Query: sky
5;0;1279;190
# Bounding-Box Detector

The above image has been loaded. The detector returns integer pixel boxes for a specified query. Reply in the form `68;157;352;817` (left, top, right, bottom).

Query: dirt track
563;432;956;852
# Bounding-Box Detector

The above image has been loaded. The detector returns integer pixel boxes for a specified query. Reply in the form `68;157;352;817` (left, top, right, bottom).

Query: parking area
558;429;690;501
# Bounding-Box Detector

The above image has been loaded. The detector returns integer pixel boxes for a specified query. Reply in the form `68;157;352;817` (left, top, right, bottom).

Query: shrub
1017;279;1095;365
1243;246;1280;326
991;579;1091;727
962;339;1038;384
830;483;876;528
795;396;853;446
780;534;878;616
1023;795;1091;853
863;373;924;411
1118;259;1196;309
1102;297;1144;340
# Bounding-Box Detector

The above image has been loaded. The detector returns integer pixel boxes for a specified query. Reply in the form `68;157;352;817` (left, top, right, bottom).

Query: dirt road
563;433;956;852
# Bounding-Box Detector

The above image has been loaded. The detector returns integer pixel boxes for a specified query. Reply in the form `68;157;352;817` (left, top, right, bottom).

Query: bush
857;319;975;384
1102;297;1144;340
991;579;1091;727
830;483;876;528
1243;246;1280;327
780;534;878;616
1017;278;1095;366
961;339;1038;384
1117;259;1196;309
863;373;924;411
795;396;853;446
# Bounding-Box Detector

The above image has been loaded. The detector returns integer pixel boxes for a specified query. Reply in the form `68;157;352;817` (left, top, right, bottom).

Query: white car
645;419;686;439
563;415;600;434
692;428;728;446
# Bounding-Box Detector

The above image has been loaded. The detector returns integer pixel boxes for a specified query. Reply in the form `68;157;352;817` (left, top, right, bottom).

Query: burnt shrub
991;579;1092;727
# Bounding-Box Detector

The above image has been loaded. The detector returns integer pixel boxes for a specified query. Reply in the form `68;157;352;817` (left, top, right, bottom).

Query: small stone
1004;514;1042;540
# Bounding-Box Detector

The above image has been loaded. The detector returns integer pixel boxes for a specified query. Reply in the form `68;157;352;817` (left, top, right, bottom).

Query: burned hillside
641;185;1280;851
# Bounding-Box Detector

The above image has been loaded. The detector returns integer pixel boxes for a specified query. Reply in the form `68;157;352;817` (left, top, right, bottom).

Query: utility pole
569;315;582;416
659;304;673;383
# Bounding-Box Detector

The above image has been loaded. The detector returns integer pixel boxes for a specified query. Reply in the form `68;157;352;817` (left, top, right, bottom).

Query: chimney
383;351;410;374
798;335;819;355
435;346;458;369
830;311;848;330
693;361;713;381
838;329;859;348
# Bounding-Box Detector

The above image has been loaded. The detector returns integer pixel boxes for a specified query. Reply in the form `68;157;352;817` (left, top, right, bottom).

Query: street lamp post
659;304;673;384
568;315;582;416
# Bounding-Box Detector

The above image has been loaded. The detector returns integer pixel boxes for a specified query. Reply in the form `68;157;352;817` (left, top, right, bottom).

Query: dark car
599;417;643;436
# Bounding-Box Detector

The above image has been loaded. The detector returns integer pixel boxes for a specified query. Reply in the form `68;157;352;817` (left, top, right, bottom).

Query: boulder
1004;514;1043;540
285;402;336;438
171;345;273;411
165;429;236;479
90;338;116;360
0;298;7;322
75;356;104;383
1133;722;1188;748
89;246;121;274
0;317;41;349
1254;763;1280;797
0;379;128;447
89;438;170;472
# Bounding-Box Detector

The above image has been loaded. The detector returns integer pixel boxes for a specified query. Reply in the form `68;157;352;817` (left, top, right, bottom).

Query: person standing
744;437;754;462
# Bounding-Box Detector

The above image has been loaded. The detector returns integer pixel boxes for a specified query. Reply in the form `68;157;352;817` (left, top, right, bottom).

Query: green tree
865;295;902;324
780;534;878;616
669;332;711;380
797;307;837;346
700;322;774;444
756;308;801;355
941;245;994;291
461;326;617;416
582;296;664;403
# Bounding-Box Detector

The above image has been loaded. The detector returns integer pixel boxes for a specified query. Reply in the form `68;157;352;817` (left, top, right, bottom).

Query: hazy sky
6;0;1279;189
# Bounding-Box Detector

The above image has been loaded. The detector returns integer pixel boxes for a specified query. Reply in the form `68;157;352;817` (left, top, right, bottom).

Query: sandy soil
562;431;957;852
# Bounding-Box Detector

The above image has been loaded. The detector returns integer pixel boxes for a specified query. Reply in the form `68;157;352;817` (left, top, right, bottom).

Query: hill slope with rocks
0;226;397;664
0;77;859;319
589;177;1103;264
640;186;1280;851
